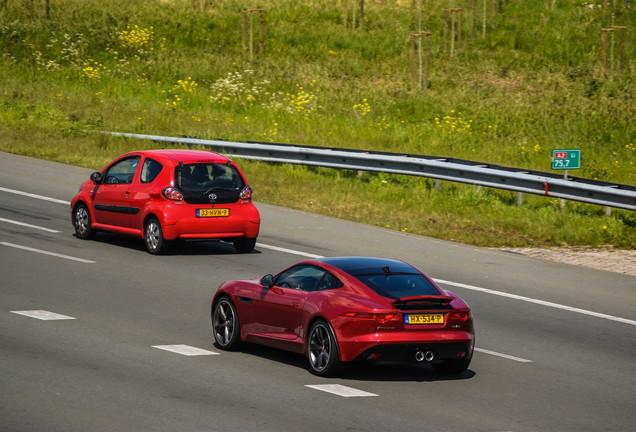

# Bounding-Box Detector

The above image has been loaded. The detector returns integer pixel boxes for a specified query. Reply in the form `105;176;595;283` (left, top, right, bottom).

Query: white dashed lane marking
11;310;76;320
152;345;219;356
305;384;378;397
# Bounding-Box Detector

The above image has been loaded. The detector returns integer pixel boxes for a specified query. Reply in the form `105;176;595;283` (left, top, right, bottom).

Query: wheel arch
305;314;341;361
71;199;94;226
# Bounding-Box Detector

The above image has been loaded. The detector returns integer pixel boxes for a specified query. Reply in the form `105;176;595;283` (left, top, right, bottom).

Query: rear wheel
307;320;340;377
431;358;471;374
212;296;242;350
73;203;95;240
233;237;256;253
144;217;166;255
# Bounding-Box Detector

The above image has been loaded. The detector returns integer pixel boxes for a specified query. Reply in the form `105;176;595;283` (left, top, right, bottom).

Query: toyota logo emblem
208;193;217;202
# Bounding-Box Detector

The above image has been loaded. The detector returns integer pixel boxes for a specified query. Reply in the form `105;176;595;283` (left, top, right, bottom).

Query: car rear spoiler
393;295;454;307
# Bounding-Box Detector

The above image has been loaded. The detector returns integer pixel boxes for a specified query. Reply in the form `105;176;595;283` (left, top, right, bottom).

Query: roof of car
135;149;230;163
316;256;419;276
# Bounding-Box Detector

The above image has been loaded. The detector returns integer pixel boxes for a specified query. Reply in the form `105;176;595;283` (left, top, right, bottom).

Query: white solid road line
435;278;636;327
0;242;96;264
474;348;532;363
256;242;325;259
0;217;61;233
0;186;69;205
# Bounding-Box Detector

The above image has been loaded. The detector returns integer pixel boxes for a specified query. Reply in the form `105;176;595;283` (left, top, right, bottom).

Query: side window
104;156;140;185
140;158;163;184
275;265;343;292
315;272;344;291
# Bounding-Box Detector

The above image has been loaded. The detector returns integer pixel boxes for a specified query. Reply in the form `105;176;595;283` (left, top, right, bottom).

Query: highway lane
1;152;635;431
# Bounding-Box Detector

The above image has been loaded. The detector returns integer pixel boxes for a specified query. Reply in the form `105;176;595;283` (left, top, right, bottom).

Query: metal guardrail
101;131;636;211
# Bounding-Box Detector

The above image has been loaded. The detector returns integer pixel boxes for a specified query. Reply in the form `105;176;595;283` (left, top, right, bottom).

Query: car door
252;265;325;342
128;156;164;229
91;156;141;228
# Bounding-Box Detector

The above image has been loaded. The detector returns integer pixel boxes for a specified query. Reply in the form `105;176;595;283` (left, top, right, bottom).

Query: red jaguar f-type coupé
211;256;474;376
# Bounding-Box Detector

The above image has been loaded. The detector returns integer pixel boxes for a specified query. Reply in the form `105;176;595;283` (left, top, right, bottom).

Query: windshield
355;273;440;300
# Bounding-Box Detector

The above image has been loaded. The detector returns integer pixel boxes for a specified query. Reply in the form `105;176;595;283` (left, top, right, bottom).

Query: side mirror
90;172;102;183
260;274;274;287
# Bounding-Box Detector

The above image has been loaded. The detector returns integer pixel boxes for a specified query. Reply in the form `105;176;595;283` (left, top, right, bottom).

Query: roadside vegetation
0;0;634;248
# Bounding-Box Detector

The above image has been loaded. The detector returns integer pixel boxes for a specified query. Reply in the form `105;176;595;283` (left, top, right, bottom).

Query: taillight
341;312;398;323
240;185;253;200
450;310;472;321
162;187;183;201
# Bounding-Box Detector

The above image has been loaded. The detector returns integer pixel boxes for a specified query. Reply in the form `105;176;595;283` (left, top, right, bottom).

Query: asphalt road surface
1;152;635;432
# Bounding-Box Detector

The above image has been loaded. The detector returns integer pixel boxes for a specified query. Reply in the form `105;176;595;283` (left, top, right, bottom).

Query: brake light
450;311;472;321
240;185;253;200
341;312;398;323
162;187;183;201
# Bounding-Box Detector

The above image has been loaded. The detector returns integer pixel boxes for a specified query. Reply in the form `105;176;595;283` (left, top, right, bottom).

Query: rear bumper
352;342;474;363
336;329;474;362
159;203;260;241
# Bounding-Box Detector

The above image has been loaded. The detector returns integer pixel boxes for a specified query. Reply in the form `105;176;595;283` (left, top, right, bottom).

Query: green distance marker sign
552;149;581;170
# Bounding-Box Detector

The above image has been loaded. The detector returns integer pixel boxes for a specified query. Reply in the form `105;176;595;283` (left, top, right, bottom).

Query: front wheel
212;296;242;350
431;358;471;374
144;217;167;255
307;320;340;377
73;203;95;240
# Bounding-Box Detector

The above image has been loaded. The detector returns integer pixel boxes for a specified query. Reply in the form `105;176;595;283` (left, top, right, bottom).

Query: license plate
405;314;445;325
196;208;230;217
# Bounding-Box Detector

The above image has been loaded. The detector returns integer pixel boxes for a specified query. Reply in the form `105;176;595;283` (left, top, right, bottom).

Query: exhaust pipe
415;350;435;362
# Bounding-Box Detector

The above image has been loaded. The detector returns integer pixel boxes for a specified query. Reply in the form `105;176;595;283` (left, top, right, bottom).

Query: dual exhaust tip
415;350;435;362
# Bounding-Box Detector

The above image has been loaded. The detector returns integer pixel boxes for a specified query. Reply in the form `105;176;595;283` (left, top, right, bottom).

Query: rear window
176;163;246;204
178;163;244;190
354;273;440;300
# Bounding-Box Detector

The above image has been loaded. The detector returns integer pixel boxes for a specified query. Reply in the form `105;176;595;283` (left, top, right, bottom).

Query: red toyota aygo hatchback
71;149;260;254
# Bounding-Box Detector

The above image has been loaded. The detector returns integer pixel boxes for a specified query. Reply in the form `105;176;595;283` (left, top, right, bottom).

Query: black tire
212;296;242;350
307;320;341;377
431;358;471;374
144;217;166;255
73;203;95;240
233;237;256;253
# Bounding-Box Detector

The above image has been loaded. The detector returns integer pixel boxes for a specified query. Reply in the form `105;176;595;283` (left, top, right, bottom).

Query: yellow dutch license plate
196;208;230;218
405;314;445;325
